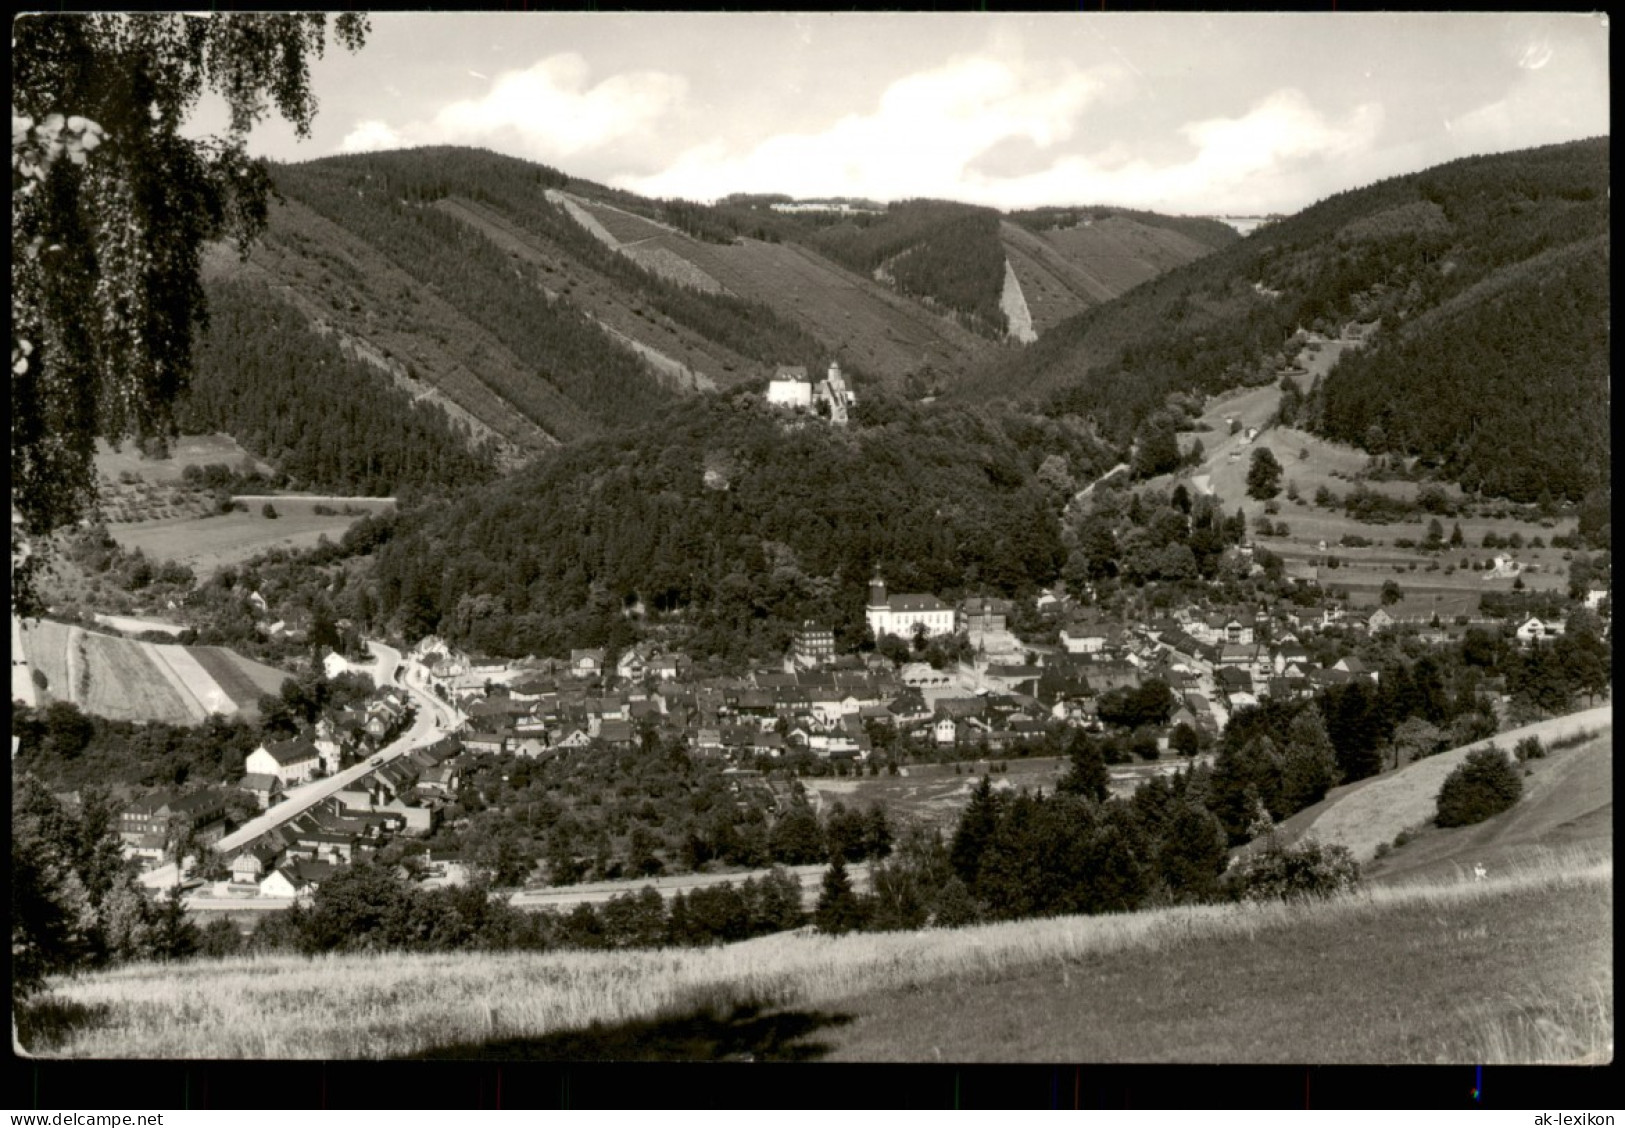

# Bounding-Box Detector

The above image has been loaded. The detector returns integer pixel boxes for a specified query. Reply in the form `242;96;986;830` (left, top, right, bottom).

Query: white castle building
865;575;956;641
767;362;857;421
766;365;813;409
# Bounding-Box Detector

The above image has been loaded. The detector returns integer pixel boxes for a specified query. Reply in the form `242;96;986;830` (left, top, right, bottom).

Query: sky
194;12;1609;217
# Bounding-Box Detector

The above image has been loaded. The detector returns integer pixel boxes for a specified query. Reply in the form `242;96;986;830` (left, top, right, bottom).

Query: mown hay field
190;646;290;713
15;617;289;723
1282;706;1611;865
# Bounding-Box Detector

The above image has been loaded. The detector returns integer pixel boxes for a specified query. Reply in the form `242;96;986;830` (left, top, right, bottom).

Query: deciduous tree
11;13;368;613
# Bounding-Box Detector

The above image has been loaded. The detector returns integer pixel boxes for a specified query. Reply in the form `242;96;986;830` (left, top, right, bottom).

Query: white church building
866;575;956;641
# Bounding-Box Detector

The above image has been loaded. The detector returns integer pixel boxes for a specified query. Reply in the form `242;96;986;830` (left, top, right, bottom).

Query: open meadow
19;847;1609;1063
93;434;272;485
1279;706;1610;866
802;756;1194;833
107;496;395;577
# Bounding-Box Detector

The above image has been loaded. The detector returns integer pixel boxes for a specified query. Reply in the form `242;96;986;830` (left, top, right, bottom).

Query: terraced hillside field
203;197;566;453
434;195;760;390
676;237;997;383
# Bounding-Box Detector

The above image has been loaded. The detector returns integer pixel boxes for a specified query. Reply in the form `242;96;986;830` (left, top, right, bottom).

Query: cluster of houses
112;557;1604;899
119;789;232;868
225;739;462;899
240;684;414;797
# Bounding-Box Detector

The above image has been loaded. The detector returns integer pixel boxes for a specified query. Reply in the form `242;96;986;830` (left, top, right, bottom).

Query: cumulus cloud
617;58;1380;215
339;120;404;154
616;53;1113;203
1445;40;1608;158
335;53;686;161
983;89;1382;213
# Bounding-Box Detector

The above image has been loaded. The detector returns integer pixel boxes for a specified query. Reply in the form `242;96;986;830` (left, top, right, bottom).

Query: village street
204;641;453;862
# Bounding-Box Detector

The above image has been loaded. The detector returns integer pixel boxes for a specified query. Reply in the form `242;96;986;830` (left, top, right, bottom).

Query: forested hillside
805;201;1009;336
955;137;1609;502
179;279;498;495
364;393;1114;662
1309;235;1607;503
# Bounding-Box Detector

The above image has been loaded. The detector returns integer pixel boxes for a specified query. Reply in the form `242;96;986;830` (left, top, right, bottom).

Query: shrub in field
1435;746;1523;827
1227;822;1361;905
1514;736;1547;762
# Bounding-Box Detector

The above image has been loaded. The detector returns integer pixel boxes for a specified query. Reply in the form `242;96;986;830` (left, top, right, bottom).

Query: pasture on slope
1278;705;1612;868
1155;331;1577;599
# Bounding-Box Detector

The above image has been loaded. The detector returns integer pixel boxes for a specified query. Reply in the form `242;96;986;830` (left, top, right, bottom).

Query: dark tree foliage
813;857;868;935
368;395;1101;659
179;279;496;494
1435;746;1524;827
809;200;1008;335
1096;679;1175;730
1057;729;1110;803
1314;238;1608;503
1246;447;1283;500
1153;798;1229;903
1319;679;1390;784
955;138;1608;495
12;13;369;614
12;701;262;792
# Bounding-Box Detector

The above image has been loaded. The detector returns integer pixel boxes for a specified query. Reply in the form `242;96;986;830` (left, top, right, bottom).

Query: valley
13;133;1610;1071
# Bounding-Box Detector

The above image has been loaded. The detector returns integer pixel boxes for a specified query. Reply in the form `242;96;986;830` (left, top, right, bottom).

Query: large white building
866;576;956;641
767;366;813;408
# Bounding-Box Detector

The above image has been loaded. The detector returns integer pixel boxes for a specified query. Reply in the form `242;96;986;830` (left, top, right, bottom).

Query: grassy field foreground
18;847;1610;1063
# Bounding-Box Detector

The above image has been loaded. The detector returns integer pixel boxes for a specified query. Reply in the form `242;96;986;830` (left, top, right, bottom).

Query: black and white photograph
11;11;1611;1071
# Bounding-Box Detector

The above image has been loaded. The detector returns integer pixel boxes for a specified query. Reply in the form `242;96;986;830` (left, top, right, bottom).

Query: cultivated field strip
34;849;1609;1060
191;646;286;712
148;643;231;718
78;631;200;726
17;618;75;706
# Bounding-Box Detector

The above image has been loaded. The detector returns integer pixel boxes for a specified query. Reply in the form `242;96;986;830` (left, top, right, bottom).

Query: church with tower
865;574;956;641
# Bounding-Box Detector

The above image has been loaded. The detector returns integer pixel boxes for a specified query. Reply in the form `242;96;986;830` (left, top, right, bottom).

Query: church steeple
867;572;887;609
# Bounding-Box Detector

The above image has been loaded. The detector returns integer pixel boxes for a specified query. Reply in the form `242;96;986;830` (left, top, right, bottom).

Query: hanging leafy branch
11;13;368;614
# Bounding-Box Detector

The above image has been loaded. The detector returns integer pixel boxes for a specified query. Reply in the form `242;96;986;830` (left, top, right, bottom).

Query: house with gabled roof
1515;616;1564;644
569;649;606;679
245;737;321;785
260;858;333;901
